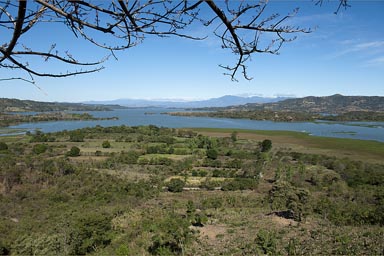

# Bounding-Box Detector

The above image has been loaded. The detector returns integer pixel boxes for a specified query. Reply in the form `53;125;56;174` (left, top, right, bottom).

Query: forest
0;125;383;255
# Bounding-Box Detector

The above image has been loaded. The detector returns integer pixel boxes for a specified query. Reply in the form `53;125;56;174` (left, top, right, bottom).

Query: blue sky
1;1;383;102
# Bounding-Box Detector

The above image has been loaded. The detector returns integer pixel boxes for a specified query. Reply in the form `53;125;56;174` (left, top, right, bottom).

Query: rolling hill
240;94;384;114
0;98;122;112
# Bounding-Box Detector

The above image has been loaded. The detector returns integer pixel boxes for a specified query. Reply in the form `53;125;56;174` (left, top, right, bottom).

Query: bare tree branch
35;0;115;34
0;0;26;62
0;0;350;83
117;0;142;32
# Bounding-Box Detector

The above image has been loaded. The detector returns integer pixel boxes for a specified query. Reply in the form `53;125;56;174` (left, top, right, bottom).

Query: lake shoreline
3;108;383;142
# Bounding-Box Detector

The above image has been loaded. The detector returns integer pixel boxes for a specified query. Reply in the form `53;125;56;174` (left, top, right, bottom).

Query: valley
0;125;383;255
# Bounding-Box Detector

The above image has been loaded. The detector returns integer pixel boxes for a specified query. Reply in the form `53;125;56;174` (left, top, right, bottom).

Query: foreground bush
66;146;80;157
167;178;185;192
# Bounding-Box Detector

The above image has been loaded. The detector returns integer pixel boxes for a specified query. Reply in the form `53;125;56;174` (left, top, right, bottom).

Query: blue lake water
6;108;384;142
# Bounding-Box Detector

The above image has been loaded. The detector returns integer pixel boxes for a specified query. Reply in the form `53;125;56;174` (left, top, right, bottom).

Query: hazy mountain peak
83;95;291;108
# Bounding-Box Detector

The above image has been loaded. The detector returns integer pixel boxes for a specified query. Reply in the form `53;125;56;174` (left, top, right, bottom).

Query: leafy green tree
115;244;131;256
221;178;258;191
0;141;8;151
231;131;238;142
260;139;272;152
67;146;80;157
185;200;207;227
269;182;309;221
102;140;111;148
255;230;278;255
167;178;185;193
0;157;21;193
148;213;192;255
29;130;48;142
206;148;218;160
32;143;48;154
118;151;140;164
12;234;63;255
186;200;196;216
69;132;84;142
70;213;113;255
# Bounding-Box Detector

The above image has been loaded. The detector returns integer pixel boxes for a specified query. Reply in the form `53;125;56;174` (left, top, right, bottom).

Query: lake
6;108;384;142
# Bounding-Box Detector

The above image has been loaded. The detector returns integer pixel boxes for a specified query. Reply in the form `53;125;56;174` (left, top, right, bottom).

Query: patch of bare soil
192;224;227;242
267;214;298;227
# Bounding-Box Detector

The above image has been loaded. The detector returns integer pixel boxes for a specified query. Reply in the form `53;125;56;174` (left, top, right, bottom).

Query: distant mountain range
2;94;382;114
228;94;384;114
84;95;290;108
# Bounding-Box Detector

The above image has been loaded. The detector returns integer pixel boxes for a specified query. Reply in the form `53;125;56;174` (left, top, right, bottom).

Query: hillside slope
0;98;120;112
242;94;384;114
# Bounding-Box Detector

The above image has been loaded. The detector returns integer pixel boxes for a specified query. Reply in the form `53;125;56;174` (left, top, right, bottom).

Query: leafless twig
0;0;350;83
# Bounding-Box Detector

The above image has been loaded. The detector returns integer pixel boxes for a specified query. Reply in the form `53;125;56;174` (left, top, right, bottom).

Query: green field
193;128;384;163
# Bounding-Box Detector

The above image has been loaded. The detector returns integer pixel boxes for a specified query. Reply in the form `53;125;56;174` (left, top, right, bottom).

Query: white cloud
354;41;384;50
326;40;384;59
235;93;263;97
273;93;297;98
364;56;384;67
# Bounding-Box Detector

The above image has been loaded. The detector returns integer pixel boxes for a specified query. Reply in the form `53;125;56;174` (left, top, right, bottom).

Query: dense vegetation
169;94;384;122
320;111;384;122
167;110;318;122
0;125;383;255
0;98;123;112
167;109;384;122
0;112;118;128
235;94;384;114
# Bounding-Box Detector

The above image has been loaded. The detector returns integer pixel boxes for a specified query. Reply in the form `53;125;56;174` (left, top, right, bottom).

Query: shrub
148;214;191;255
29;130;48;142
260;139;272;152
202;159;222;168
0;142;8;151
155;157;173;166
32;144;48;154
70;213;113;255
269;182;309;221
67;146;80;157
221;178;258;191
69;132;84;142
102;140;111;148
231;131;238;142
200;179;221;191
0;242;10;256
167;178;185;192
255;230;277;255
206;148;218;160
116;245;131;256
119;151;140;164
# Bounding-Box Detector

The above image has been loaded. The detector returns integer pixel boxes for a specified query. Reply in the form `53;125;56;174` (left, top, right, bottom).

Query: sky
1;1;383;102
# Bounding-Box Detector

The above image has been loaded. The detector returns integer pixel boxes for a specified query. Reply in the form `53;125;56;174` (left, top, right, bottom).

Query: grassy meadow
194;128;384;163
